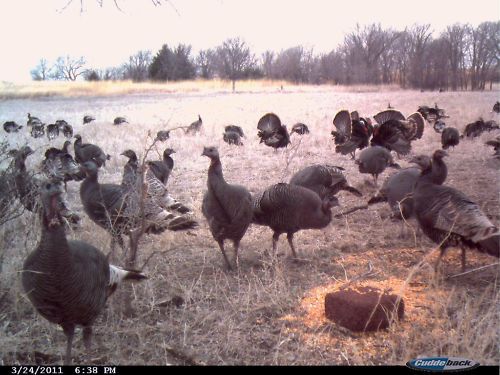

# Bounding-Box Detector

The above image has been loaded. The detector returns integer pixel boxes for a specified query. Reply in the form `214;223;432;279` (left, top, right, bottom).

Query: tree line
31;21;499;91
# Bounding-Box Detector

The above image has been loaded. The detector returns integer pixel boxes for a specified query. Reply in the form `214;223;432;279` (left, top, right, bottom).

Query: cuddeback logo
406;357;480;372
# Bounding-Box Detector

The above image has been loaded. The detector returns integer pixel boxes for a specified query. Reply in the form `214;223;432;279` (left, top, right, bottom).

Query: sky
0;0;498;82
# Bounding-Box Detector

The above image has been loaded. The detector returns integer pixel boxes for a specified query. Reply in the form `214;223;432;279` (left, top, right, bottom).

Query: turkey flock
1;101;499;365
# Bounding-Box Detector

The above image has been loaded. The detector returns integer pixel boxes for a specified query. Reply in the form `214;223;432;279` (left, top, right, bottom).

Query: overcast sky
0;0;498;82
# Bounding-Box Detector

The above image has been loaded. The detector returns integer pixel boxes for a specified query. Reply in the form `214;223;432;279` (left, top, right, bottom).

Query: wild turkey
463;119;499;138
485;136;500;156
224;125;245;138
155;130;170;142
433;120;447;133
441;127;460;150
57;121;73;139
80;160;197;252
30;123;45;139
41;143;82;189
417;104;448;124
74;134;110;167
413;150;499;271
83;115;95;124
27;113;42;127
185;115;202;134
22;180;146;365
46;124;60;140
201;146;253;269
356;145;400;186
223;130;244;146
371;110;425;155
289;165;362;204
10;146;79;222
147;148;175;185
252;183;337;257
114;117;128;125
11;146;38;211
493;101;500;114
332;110;373;159
291;123;310;135
120;149;139;191
3;121;22;133
367;154;447;231
257;113;290;150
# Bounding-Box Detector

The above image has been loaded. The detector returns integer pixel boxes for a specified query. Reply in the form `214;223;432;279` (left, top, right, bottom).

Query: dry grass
0;84;499;365
0;80;407;100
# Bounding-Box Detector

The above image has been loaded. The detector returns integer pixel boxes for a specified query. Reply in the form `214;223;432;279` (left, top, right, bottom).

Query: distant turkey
3;121;22;133
290;165;362;205
114;116;128;125
417;103;448;124
223;130;244;146
257;113;290;150
74;134;110;167
146;148;175;185
463;119;499;138
46;123;60;140
83;115;95;124
185;115;202;134
155;130;170;142
252;183;337;257
493;101;500;114
291;123;310;135
485;136;500;156
41;142;82;189
441;127;460;150
224;125;245;138
332;110;373;159
56;120;74;138
22;180;146;365
201;146;253;269
30;123;45;139
433;120;447;133
27;113;42;127
356;145;400;186
371;109;425;155
413;150;499;271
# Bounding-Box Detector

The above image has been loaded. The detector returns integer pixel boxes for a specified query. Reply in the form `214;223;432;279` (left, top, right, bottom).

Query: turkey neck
431;156;447;185
207;156;227;191
39;218;71;264
164;155;174;170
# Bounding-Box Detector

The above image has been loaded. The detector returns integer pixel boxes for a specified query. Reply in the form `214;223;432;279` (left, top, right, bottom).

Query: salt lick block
324;286;404;332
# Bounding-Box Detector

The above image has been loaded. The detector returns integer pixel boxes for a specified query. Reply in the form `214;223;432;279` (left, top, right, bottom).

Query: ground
0;82;498;365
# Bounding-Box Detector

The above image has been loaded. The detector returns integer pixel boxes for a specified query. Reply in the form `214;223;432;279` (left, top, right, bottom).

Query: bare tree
30;58;52;81
52;55;87;81
442;24;469;90
123;50;152;82
407;24;433;88
215;37;256;91
468;21;500;90
196;49;216;79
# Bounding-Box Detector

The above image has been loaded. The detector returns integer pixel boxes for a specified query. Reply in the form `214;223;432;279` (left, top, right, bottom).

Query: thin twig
334;204;369;218
447;263;500;279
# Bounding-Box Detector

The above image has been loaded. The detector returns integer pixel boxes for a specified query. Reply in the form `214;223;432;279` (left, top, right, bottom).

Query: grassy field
0;82;499;365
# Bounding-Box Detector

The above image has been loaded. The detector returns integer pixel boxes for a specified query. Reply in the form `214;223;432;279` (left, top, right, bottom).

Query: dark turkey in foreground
412;150;499;272
22;180;146;365
201;146;253;269
290;164;362;204
252;183;338;257
147;148;175;185
257;113;290;150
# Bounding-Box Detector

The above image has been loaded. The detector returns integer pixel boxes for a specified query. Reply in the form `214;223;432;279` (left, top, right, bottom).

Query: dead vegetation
0;85;499;365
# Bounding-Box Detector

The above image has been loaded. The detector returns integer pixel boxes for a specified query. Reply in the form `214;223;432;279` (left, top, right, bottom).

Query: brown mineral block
324;286;404;332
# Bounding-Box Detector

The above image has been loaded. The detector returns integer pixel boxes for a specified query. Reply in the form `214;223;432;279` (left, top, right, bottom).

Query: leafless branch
447;263;500;279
